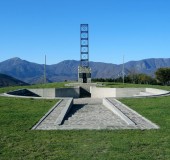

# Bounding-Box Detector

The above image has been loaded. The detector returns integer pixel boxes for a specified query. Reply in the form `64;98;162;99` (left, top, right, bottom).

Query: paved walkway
56;98;128;130
33;98;159;130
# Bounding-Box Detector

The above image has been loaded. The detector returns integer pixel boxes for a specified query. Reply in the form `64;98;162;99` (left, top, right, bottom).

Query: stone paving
33;99;68;130
33;98;159;130
107;98;159;129
57;98;128;130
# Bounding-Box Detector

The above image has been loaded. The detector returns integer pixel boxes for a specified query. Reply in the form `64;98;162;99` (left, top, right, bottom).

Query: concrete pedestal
78;66;91;83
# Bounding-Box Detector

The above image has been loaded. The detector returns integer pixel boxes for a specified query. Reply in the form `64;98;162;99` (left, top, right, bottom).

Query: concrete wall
90;87;169;98
90;87;145;98
29;87;80;98
55;87;80;98
90;86;116;98
66;83;97;92
29;88;56;97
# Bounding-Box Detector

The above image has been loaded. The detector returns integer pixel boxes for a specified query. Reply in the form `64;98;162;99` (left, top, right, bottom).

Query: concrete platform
32;98;159;130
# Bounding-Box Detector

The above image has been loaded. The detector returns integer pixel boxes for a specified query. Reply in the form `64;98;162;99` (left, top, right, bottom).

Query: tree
155;68;170;85
128;67;138;84
138;74;152;84
125;73;157;84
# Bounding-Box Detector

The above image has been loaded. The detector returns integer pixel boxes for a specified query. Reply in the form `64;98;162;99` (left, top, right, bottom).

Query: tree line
92;68;170;85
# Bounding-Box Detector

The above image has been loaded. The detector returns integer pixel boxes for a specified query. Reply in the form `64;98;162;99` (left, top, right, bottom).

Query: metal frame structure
78;24;91;83
80;24;89;67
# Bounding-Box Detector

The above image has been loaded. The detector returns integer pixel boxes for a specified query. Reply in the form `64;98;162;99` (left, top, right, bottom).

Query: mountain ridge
0;73;28;87
0;57;170;84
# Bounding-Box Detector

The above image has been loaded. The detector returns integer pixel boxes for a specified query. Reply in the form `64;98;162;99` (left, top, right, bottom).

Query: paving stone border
103;98;135;126
55;98;73;125
32;99;63;130
107;98;160;129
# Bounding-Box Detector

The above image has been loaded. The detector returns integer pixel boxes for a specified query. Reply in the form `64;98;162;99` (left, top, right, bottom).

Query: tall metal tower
80;24;89;67
78;24;91;83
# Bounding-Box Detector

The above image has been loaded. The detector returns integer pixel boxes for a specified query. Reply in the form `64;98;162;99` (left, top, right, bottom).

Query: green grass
0;83;170;159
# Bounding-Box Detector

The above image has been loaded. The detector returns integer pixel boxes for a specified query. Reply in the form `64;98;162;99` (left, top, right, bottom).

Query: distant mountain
0;73;28;87
124;58;170;76
0;57;170;84
0;57;44;83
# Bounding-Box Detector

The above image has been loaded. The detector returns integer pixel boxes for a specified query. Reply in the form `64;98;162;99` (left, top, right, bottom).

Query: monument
78;24;91;83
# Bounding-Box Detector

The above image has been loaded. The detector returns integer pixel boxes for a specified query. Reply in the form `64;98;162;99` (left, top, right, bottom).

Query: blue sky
0;0;170;65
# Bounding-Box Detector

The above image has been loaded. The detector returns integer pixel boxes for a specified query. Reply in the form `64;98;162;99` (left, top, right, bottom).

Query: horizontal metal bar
81;31;88;33
81;59;88;61
81;38;88;40
81;45;88;47
81;24;88;26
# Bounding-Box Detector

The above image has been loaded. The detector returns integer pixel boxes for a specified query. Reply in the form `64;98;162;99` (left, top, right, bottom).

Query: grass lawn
0;83;170;159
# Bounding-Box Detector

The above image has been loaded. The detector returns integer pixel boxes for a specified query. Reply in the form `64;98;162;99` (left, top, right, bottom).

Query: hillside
0;57;170;84
0;73;28;87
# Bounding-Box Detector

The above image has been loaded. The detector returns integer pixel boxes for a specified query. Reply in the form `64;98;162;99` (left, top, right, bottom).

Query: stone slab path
56;98;128;130
33;98;159;130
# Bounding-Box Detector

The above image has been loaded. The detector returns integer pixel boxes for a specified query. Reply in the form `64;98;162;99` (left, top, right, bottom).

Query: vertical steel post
122;55;125;84
44;55;46;84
